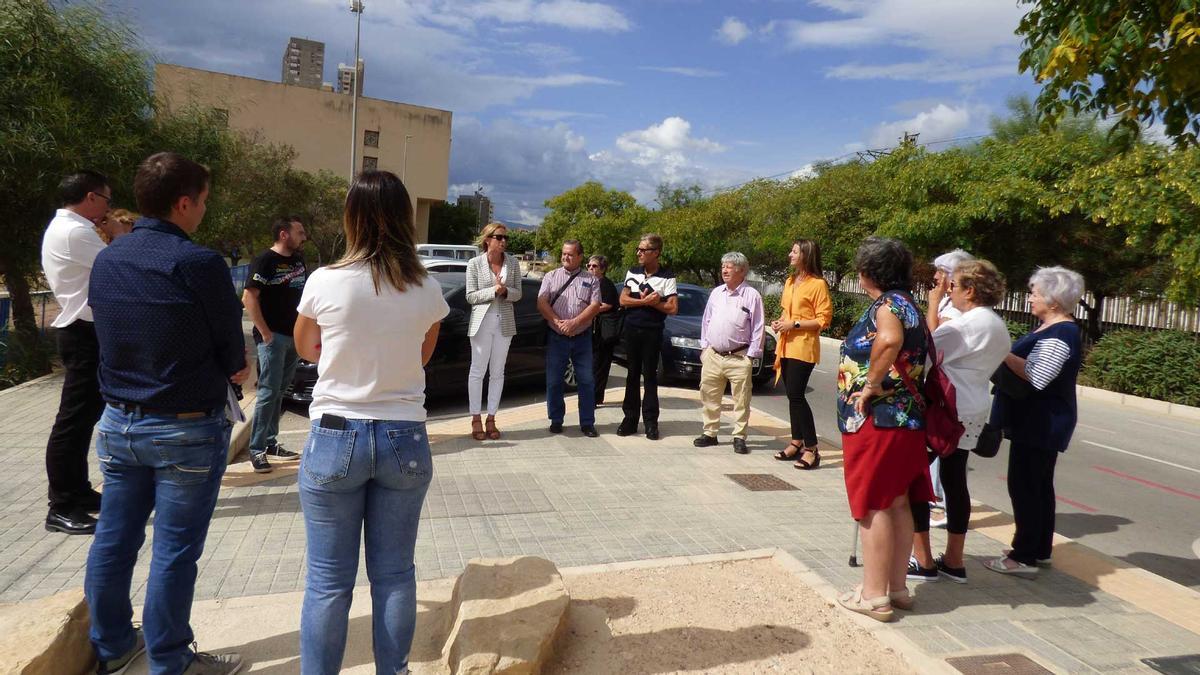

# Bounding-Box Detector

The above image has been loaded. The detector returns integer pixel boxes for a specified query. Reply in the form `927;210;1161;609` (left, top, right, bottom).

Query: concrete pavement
3;370;1200;673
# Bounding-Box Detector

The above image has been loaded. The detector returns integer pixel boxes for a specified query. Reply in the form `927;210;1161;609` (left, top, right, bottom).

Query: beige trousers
699;347;754;439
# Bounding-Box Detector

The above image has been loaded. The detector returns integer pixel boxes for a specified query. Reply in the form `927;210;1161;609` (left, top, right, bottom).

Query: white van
417;243;478;261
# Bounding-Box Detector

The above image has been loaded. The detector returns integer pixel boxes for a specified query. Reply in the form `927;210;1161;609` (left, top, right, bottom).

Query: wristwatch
792;320;801;330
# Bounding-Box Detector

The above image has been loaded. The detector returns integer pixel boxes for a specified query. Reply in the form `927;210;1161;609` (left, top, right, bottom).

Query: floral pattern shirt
837;291;929;433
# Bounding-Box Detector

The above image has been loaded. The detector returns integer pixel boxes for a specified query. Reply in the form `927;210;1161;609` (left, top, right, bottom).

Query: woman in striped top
985;266;1085;577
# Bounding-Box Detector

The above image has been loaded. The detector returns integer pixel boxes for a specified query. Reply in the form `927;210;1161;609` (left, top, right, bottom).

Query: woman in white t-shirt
908;260;1011;584
293;170;449;674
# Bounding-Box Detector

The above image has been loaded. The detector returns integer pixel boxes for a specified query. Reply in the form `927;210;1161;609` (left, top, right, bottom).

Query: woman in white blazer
465;223;523;440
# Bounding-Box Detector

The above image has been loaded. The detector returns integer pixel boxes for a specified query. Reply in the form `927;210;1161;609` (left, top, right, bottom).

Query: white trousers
468;313;513;416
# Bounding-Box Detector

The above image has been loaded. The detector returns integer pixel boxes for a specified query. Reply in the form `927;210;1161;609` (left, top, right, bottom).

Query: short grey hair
588;254;608;270
933;249;974;273
1030;266;1085;312
720;251;749;273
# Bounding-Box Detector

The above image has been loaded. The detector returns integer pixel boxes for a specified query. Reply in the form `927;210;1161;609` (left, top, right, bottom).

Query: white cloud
772;0;1024;83
867;103;977;148
790;164;817;179
716;17;752;45
615;117;725;164
513;109;603;122
638;66;724;78
462;0;631;32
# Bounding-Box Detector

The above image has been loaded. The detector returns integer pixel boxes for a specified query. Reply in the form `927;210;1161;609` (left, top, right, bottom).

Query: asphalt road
275;359;1200;591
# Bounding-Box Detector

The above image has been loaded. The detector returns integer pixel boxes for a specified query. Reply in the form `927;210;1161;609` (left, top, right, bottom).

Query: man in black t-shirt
617;234;678;440
242;216;308;472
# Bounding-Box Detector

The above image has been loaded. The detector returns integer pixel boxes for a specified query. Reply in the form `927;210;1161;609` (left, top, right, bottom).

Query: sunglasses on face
636;247;659;254
91;191;112;205
489;234;508;241
586;264;601;269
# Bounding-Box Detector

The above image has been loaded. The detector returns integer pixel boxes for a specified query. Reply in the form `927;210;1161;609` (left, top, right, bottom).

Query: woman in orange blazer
771;239;833;469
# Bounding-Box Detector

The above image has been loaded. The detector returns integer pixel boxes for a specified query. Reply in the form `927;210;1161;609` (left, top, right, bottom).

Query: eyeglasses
636;247;659;254
91;191;112;205
586;264;601;269
489;234;508;241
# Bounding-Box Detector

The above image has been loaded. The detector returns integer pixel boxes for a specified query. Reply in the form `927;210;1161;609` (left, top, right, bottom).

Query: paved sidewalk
2;375;1200;673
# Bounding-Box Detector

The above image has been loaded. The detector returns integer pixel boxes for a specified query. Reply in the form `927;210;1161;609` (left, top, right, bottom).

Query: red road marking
996;476;1100;512
1093;465;1200;501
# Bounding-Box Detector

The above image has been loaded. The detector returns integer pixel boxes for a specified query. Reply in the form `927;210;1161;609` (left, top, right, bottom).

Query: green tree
1017;1;1200;146
654;182;703;210
538;182;644;270
0;0;154;376
505;228;536;256
427;201;478;245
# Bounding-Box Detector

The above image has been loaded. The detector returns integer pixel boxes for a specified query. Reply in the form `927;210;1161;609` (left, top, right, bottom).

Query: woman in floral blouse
836;237;933;623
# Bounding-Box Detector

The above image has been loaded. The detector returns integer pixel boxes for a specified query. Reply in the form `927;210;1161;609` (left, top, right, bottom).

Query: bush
824;291;873;339
1005;319;1029;341
763;293;781;325
1080;330;1200;406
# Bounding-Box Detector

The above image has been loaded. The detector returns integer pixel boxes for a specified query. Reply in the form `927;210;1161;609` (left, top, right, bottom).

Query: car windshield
432;273;465;298
676;287;708;316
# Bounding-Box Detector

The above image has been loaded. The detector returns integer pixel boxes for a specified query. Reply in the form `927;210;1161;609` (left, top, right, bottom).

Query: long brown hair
333;170;427;294
791;238;823;279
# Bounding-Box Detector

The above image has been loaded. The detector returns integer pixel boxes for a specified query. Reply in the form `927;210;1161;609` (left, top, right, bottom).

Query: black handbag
597;310;624;344
991;363;1036;400
972;423;1003;458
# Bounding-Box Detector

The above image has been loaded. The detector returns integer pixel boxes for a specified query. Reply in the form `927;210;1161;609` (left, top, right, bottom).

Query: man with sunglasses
618;233;678;440
39;171;113;534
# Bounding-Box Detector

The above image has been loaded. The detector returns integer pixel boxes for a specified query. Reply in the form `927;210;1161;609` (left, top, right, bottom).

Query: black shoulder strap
549;270;582;307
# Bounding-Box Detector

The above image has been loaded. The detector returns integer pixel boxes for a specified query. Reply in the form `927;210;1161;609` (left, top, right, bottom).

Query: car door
504;278;547;378
424;286;471;397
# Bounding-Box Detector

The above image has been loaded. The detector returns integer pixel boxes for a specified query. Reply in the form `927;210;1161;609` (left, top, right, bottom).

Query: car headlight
670;336;703;350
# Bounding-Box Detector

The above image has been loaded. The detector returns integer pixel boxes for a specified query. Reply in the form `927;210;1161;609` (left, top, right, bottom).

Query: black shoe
80;489;103;512
183;650;244;674
645;425;660;441
693;434;718;447
580;425;599;438
616;421;636;437
906;557;939;582
97;627;146;674
45;509;96;535
549;421;564;434
265;443;299;459
733;438;749;454
250;452;273;474
935;555;968;584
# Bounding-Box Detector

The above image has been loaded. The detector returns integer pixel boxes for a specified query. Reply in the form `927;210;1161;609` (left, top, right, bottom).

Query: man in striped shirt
537;240;603;437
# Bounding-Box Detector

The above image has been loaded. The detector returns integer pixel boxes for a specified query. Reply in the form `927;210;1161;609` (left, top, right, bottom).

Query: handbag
597;310;624;344
972;423;1003;458
991;362;1036;399
895;326;965;458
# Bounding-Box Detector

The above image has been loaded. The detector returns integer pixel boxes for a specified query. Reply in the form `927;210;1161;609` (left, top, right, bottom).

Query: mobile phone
319;413;347;430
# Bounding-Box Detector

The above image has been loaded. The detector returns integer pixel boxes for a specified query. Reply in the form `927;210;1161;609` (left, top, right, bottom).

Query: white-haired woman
928;249;974;330
985;266;1085;577
466;222;523;440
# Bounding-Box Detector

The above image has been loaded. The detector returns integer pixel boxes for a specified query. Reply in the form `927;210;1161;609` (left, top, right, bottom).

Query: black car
285;272;553;402
612;282;778;389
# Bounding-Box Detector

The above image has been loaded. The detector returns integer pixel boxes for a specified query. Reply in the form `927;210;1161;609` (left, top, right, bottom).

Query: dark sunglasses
91;191;113;204
489;234;509;241
636;247;659;253
586;264;602;269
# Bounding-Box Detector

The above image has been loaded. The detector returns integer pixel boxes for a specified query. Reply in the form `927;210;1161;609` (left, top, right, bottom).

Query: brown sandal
774;440;804;461
485;415;501;440
794;446;821;470
470;416;486;441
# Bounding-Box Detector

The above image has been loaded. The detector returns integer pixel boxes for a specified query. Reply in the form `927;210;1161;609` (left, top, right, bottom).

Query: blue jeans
299;419;433;674
546;331;595;426
251;335;299;454
85;405;231;675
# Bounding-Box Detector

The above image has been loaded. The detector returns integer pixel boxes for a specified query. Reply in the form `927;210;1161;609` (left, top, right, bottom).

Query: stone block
441;556;569;675
0;589;93;675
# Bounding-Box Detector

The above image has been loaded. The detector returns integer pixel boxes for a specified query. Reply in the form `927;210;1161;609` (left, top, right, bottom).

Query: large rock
441;556;570;675
0;590;94;675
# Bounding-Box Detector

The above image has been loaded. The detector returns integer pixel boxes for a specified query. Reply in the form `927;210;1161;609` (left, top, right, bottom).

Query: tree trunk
1;269;52;377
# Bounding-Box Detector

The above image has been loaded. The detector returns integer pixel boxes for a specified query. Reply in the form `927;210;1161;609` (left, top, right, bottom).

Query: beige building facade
155;63;452;241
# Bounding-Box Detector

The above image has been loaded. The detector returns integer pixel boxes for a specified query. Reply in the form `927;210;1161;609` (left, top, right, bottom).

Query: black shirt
245;249;307;342
89;218;246;412
622;266;678;330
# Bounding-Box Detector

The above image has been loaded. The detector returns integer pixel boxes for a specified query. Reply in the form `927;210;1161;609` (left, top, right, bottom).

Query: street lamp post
349;0;364;179
402;134;413;182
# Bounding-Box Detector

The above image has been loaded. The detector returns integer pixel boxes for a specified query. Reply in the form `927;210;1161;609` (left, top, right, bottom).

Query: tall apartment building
337;59;365;96
457;194;493;229
281;37;324;89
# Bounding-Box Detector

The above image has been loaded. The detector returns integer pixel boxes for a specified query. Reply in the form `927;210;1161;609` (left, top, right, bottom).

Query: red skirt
842;416;935;520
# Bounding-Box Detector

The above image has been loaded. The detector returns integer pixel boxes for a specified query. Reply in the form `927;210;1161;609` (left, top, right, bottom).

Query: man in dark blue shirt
85;152;247;675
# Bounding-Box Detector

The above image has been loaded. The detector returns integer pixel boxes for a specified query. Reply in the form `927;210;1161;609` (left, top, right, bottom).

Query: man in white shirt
39;171;112;535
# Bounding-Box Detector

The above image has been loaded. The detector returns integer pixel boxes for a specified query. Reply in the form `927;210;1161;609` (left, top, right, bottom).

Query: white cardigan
933;306;1011;448
465;253;523;337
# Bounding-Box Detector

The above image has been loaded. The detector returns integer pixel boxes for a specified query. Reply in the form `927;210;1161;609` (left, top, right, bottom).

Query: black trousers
593;335;616;404
781;358;817;447
911;449;971;535
45;320;105;513
1007;442;1059;564
621;325;662;427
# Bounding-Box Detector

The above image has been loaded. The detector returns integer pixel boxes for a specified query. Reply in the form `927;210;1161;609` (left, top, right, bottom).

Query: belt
107;401;213;419
713;346;748;357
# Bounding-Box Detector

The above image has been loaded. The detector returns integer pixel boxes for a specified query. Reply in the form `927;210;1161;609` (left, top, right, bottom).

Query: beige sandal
837;586;894;622
888;587;914;610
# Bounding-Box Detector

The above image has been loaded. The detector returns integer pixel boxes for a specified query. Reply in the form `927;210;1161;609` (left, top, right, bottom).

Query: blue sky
105;0;1041;225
